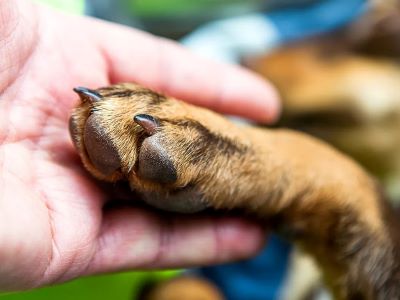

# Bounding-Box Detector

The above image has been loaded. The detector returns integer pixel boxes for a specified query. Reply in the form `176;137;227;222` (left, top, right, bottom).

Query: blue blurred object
182;0;367;62
198;235;291;300
268;0;366;42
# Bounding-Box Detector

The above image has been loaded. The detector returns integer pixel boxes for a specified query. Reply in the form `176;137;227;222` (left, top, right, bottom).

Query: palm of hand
0;1;277;290
0;5;116;288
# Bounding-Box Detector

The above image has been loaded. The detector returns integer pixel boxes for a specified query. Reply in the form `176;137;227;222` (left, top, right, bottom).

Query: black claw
134;114;159;135
73;87;102;103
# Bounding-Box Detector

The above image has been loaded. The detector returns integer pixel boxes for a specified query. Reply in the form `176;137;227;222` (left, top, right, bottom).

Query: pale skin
0;0;280;291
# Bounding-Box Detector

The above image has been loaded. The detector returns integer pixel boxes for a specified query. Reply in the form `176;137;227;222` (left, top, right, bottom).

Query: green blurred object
130;0;264;17
0;271;179;300
33;0;84;14
86;0;268;39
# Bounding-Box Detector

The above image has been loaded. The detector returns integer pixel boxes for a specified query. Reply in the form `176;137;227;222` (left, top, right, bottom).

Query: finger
89;19;280;123
85;207;266;275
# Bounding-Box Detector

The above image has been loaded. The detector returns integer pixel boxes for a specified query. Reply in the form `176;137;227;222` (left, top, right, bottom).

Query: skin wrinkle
0;147;48;289
1;32;42;147
26;152;54;287
36;185;99;285
39;197;99;284
157;216;214;268
155;216;173;267
0;149;5;267
88;210;125;272
1;21;37;146
0;2;20;65
22;95;56;284
40;200;59;284
0;5;19;45
0;2;39;97
33;122;63;284
43;245;91;285
91;210;159;271
0;102;10;145
3;152;30;185
7;81;73;148
213;220;224;263
84;211;112;274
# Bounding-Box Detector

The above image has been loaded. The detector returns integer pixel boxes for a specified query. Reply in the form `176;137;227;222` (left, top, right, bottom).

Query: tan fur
245;46;400;119
70;83;400;299
142;276;224;300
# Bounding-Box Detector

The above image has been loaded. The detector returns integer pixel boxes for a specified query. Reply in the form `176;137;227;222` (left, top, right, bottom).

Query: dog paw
69;83;251;213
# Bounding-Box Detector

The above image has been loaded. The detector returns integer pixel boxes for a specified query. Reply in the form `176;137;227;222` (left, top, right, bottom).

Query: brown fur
69;83;400;299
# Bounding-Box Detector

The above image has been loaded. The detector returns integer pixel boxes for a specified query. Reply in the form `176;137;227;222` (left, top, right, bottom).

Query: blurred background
2;0;399;299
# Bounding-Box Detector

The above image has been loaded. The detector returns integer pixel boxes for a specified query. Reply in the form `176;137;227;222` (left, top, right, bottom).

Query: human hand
0;0;279;290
